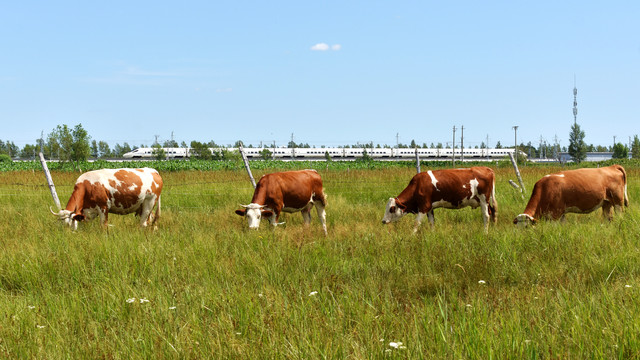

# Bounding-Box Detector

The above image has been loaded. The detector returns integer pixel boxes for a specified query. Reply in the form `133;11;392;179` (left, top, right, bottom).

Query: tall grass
0;165;639;358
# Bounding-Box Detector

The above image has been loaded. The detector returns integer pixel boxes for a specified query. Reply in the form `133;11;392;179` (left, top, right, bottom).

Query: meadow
0;161;639;359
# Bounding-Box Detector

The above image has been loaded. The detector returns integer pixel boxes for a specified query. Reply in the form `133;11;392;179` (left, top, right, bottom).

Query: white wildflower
139;298;150;303
625;285;632;288
309;291;318;296
478;280;486;284
389;341;403;349
126;298;136;303
258;293;264;298
28;306;35;310
37;325;45;329
169;306;176;310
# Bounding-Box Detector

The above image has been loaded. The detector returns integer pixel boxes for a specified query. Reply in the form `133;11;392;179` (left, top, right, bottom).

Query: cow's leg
302;206;312;226
602;202;614;221
268;208;281;229
479;197;490;234
99;210;108;228
139;200;155;227
427;210;435;227
315;202;327;235
413;212;428;234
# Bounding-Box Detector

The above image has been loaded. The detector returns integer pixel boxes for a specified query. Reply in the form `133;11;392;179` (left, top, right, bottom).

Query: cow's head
513;213;536;227
235;204;274;229
382;198;406;224
50;207;85;230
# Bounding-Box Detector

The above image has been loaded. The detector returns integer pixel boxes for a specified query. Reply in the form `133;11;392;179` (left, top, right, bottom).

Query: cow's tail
489;177;498;223
617;165;629;207
151;195;161;226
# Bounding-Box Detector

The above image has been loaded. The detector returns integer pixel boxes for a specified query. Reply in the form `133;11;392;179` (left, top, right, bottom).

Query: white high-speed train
122;147;525;160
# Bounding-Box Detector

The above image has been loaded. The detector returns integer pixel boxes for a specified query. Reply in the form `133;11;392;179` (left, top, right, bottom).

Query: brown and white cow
235;169;327;234
50;168;163;230
513;165;628;226
382;167;497;233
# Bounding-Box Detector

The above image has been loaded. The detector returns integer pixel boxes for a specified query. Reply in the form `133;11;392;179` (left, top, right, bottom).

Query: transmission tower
573;76;578;125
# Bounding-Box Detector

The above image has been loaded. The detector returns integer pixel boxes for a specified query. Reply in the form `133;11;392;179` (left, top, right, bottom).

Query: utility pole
613;136;616;150
452;126;456;167
539;135;544;159
486;134;489;159
512;126;519;164
461;125;464;162
291;133;295;159
154;135;160;146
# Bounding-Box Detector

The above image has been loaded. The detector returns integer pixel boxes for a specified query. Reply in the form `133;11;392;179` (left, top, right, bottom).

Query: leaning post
508;152;526;194
414;147;421;174
238;144;256;189
38;152;62;211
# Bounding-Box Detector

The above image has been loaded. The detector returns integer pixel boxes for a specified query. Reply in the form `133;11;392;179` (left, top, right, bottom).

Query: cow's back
253;170;324;209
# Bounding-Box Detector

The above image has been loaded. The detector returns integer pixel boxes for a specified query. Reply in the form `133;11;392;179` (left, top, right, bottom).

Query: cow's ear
513;217;518;224
72;214;85;222
395;201;407;211
262;210;274;218
235;209;246;216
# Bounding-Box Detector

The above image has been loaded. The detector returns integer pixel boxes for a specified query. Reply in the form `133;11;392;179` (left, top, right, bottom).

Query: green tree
48;125;73;161
71;124;91;163
151;143;166;160
567;122;587;163
324;151;332;162
611;143;628;159
631;135;640;159
91;140;99;158
98;141;112;158
20;144;38;159
259;148;272;160
359;148;373;162
190;141;212;160
163;139;179;148
495;141;502;149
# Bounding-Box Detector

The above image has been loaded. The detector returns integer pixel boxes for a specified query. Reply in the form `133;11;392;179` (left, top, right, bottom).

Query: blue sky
1;1;638;149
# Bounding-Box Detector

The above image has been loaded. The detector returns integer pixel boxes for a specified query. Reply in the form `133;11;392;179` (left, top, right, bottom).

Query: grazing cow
50;168;163;230
235;169;327;234
382;167;497;233
513;165;628;226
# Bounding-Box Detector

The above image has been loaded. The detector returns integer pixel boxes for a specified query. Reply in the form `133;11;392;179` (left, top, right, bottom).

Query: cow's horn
50;206;59;216
240;204;250;208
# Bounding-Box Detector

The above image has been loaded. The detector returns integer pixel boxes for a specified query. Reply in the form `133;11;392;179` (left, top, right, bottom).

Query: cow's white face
52;209;83;230
513;213;535;228
244;204;263;229
382;198;405;224
235;204;274;230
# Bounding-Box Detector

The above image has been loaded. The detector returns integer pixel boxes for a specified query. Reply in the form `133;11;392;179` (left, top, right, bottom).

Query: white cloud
311;43;330;51
311;43;342;51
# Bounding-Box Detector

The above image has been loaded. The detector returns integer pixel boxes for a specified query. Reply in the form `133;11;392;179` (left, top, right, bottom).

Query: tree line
1;123;640;164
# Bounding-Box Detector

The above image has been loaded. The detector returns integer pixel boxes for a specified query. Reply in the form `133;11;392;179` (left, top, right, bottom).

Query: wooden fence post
238;145;256;189
414;147;421;174
508;152;526;194
38;152;62;211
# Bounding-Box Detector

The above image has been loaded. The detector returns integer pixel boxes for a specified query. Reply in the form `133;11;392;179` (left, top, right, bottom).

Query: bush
0;154;12;163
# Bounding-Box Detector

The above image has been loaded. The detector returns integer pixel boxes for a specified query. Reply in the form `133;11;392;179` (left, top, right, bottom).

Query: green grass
1;165;639;358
